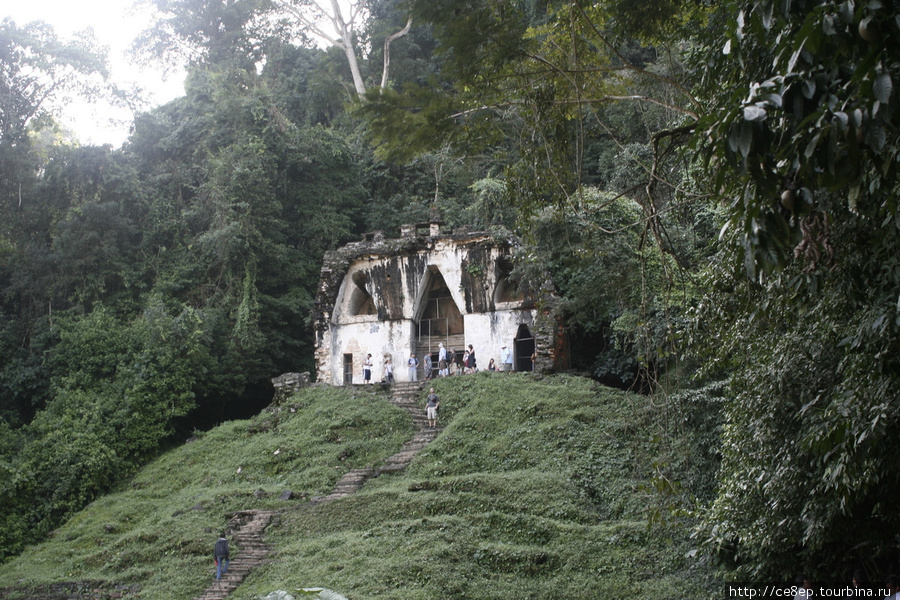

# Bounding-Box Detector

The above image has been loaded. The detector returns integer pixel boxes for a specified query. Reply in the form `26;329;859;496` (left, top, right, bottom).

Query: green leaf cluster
692;0;900;275
684;0;900;580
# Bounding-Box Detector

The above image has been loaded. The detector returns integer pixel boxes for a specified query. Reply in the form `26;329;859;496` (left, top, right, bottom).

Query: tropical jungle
0;0;898;598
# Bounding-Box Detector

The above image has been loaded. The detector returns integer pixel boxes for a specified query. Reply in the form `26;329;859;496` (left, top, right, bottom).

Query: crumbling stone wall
313;221;564;384
270;372;310;404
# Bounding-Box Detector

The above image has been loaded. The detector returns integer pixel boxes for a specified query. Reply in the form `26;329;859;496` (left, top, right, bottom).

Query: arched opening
416;268;464;375
514;324;535;372
348;272;376;316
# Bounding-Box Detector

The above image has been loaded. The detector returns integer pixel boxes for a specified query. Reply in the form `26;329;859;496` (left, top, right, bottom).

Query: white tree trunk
380;17;413;90
329;0;367;97
275;0;412;97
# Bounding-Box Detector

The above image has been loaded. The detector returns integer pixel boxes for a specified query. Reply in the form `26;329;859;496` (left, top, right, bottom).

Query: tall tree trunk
329;0;367;97
380;17;413;90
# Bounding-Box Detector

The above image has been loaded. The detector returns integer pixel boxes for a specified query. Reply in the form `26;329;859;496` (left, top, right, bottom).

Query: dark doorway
343;353;353;385
515;324;535;372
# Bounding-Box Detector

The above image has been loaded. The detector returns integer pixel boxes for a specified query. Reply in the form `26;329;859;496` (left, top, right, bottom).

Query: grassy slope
0;374;714;599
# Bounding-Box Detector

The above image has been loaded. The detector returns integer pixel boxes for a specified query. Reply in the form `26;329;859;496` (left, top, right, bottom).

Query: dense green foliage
521;189;689;387
687;0;900;580
0;375;718;599
2;0;899;584
0;56;368;557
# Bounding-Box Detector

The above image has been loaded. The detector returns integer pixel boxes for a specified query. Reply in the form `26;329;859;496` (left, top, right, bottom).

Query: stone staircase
310;380;437;501
193;510;275;600
379;381;440;473
192;381;439;600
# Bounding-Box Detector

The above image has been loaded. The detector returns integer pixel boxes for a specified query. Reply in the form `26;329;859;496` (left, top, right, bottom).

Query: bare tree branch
381;16;413;90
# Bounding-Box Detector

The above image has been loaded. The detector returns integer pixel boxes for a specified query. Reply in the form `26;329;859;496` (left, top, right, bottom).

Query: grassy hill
0;373;716;599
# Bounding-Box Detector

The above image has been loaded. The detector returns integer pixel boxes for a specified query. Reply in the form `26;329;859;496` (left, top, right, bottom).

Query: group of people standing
360;352;426;383
360;342;524;384
362;353;395;384
431;342;480;379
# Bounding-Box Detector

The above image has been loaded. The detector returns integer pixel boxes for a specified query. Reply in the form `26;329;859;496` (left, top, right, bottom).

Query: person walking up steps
213;532;230;580
425;388;440;429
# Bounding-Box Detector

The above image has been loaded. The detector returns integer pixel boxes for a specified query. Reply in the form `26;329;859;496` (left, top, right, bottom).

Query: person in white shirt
500;345;513;372
363;354;373;384
438;343;448;377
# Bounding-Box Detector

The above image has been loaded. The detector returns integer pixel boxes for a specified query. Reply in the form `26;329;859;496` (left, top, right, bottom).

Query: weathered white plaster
313;222;550;385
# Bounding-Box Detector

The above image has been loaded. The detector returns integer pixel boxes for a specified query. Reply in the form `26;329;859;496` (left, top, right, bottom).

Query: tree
523;189;689;389
133;0;275;69
0;302;212;558
361;0;703;229
355;0;900;580
687;0;900;580
0;22;121;438
271;0;411;96
0;19;110;147
0;19;111;236
0;13;374;559
124;58;366;382
691;0;899;277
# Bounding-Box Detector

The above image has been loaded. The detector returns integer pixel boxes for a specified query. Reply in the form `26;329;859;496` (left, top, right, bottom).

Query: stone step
192;510;277;600
379;463;409;474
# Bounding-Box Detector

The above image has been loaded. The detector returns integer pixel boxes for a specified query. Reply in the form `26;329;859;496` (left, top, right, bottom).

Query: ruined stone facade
270;372;311;404
313;220;560;385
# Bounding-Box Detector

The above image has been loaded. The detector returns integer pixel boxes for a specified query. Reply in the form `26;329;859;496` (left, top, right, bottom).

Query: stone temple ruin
313;217;566;385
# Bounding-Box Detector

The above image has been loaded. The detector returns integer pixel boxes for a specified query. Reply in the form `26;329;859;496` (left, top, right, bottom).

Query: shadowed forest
1;0;899;589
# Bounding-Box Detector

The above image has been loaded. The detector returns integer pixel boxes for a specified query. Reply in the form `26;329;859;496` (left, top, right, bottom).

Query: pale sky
3;0;186;147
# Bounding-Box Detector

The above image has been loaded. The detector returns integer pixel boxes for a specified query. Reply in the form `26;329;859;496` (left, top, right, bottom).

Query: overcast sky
4;1;185;147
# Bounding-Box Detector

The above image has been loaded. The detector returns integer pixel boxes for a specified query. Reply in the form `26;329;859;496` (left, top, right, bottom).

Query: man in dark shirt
214;533;230;580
